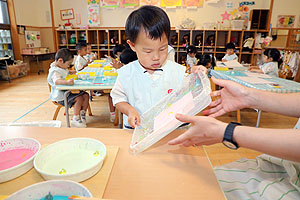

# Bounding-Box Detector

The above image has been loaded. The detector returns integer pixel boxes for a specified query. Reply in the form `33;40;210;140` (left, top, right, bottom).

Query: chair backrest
294;118;300;129
48;83;52;92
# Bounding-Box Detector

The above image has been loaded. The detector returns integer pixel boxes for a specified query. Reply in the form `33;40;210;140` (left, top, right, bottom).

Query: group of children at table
46;5;300;199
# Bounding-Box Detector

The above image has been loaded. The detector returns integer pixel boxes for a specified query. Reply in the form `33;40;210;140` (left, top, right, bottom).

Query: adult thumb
175;114;194;123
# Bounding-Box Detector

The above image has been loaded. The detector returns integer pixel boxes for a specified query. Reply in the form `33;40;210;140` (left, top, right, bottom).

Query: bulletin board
25;31;41;48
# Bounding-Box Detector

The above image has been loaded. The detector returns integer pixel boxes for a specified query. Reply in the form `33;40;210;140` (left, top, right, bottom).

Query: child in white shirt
110;6;187;129
249;48;281;77
47;48;89;128
222;42;238;62
186;45;197;67
84;44;98;62
74;43;90;71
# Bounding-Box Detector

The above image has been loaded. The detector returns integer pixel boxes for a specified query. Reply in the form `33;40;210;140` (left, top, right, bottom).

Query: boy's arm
110;78;140;128
51;71;74;85
249;68;263;73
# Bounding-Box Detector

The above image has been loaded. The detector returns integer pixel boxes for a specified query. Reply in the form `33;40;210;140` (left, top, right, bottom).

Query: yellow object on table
103;66;113;70
93;60;105;63
88;64;102;68
0;195;8;200
77;72;96;77
104;71;118;76
65;74;78;80
214;67;229;71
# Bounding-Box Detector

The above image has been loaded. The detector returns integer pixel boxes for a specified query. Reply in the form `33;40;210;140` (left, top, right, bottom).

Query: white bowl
6;180;92;200
0;138;41;183
34;138;106;182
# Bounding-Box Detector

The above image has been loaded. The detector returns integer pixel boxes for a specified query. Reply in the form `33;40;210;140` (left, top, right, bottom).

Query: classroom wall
271;0;300;28
52;0;272;28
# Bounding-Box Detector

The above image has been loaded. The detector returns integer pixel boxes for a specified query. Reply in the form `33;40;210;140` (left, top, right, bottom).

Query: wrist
211;120;227;143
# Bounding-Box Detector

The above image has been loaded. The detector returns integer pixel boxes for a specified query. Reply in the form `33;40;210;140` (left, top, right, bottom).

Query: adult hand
203;77;254;117
168;114;226;147
128;108;141;128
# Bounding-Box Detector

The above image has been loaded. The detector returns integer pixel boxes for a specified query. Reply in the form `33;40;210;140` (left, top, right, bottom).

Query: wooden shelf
56;28;300;64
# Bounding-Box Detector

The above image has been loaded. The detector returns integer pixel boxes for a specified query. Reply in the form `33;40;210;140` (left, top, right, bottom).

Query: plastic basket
130;71;211;154
231;20;244;30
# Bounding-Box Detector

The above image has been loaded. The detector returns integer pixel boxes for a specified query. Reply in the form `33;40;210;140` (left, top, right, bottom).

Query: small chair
48;84;92;120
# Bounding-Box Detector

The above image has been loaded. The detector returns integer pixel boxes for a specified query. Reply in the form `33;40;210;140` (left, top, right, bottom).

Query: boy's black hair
196;54;216;68
125;5;170;43
113;44;126;56
264;48;282;67
76;42;87;52
55;48;73;62
187;45;197;54
120;48;138;65
225;42;235;50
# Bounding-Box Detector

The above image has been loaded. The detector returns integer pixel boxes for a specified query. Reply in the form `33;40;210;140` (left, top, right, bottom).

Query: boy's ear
127;40;136;52
57;58;64;63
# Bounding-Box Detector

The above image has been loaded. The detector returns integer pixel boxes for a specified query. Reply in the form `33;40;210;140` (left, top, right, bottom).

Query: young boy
186;45;197;68
222;42;238;62
74;42;90;71
48;48;89;128
84;43;98;62
110;6;186;129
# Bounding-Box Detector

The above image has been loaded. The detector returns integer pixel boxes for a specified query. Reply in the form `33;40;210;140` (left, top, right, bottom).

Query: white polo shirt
110;60;186;128
259;62;278;77
222;53;238;61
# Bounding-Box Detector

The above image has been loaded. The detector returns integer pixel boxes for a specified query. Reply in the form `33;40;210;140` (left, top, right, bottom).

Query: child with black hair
113;44;126;59
119;48;138;65
110;6;187;129
249;48;281;77
197;54;216;78
84;43;98;62
74;42;90;71
48;48;89;128
222;42;238;62
186;45;197;70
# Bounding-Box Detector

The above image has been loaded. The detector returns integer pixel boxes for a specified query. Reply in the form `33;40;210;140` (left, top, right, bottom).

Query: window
0;0;9;25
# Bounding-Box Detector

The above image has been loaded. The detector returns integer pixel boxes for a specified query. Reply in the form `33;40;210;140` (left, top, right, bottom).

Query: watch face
223;140;238;150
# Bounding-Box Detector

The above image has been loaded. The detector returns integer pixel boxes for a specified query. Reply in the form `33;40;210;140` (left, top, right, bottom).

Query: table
56;67;117;128
211;69;300;126
0;127;225;200
21;52;55;75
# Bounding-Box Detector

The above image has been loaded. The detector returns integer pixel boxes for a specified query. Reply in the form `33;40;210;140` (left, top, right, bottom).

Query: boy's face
56;58;73;69
189;52;196;58
263;55;273;63
87;45;92;53
127;29;168;70
78;47;87;56
226;49;234;55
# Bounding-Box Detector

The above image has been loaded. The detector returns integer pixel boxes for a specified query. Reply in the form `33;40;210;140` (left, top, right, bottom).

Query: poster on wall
277;15;296;28
183;0;203;7
120;0;139;7
25;31;41;48
140;0;160;6
88;4;101;26
161;0;181;7
101;0;120;8
60;9;75;21
87;0;100;4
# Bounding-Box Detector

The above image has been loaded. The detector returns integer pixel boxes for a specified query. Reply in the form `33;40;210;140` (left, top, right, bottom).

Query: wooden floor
0;73;298;167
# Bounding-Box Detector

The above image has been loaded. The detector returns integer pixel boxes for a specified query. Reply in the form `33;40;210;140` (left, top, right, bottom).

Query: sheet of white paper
224;60;244;68
244;72;272;79
237;76;275;84
153;92;195;131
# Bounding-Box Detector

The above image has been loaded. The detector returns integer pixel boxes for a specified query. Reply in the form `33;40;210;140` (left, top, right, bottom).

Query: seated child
248;48;281;77
47;48;89;128
84;43;98;62
222;42;238;62
110;5;186;129
113;44;126;59
197;54;216;78
186;45;197;73
74;42;90;71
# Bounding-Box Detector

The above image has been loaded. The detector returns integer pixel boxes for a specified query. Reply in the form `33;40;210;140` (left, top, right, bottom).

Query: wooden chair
48;84;92;120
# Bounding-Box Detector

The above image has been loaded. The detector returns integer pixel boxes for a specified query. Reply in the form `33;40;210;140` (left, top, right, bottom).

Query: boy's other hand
191;65;208;75
128;109;141;128
69;70;76;75
67;78;74;85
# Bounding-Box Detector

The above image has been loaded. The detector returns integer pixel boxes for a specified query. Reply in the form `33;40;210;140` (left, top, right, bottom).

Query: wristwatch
222;122;241;150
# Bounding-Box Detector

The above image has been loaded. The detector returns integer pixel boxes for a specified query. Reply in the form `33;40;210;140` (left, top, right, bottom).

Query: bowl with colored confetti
0;138;41;183
34;138;106;182
6;180;92;200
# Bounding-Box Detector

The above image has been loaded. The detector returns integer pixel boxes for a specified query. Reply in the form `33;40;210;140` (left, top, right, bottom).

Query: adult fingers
175;114;195;124
168;130;192;145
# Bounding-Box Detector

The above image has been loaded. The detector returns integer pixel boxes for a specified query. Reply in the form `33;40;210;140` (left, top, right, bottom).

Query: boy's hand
69;70;76;75
191;65;208;75
128;108;141;128
66;78;74;85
